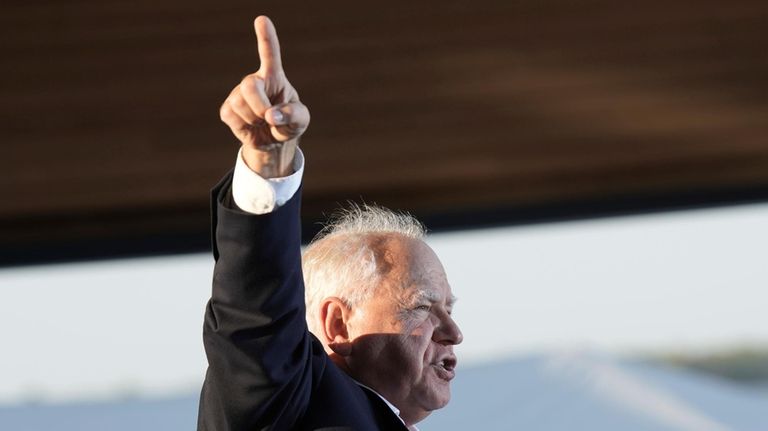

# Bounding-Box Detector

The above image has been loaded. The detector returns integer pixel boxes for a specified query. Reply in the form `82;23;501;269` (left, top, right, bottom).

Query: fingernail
269;108;285;125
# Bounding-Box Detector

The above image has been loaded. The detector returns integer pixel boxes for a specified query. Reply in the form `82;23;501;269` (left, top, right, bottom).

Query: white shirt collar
354;380;420;431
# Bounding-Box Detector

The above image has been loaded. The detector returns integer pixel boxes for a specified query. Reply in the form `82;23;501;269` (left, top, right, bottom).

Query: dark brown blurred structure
2;0;767;265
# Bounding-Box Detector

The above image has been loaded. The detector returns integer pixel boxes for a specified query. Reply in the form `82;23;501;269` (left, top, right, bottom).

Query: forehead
383;236;454;304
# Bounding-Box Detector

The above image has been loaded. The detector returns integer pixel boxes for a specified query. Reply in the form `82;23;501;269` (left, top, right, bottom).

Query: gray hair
302;204;426;336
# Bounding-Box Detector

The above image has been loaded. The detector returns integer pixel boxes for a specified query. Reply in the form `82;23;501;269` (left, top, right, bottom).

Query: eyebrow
410;290;458;307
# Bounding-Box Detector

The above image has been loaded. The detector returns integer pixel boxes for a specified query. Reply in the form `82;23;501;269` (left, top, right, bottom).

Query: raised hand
220;16;310;177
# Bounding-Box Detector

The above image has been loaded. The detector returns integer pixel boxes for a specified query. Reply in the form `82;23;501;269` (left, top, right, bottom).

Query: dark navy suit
197;172;409;430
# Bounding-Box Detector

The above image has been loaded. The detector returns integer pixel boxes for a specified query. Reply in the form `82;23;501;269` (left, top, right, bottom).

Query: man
198;16;463;430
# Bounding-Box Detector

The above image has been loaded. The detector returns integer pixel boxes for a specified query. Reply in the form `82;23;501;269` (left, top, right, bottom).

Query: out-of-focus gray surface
422;352;768;430
2;353;766;431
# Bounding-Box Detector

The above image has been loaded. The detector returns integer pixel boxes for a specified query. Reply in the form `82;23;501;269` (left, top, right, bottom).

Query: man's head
302;205;463;425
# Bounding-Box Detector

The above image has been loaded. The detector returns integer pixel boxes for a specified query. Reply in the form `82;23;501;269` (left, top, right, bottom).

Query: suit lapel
358;385;411;430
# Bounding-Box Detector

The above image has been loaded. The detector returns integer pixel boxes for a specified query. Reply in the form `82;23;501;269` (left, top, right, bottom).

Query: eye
414;304;431;312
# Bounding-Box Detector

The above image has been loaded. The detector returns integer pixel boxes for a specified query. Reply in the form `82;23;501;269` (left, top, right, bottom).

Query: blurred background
1;1;767;430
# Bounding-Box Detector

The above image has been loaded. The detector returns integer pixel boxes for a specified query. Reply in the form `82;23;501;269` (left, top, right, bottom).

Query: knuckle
230;92;249;112
239;73;254;88
240;74;263;96
219;103;234;122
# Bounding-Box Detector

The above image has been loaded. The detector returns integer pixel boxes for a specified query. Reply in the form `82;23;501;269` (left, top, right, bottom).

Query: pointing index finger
254;16;283;75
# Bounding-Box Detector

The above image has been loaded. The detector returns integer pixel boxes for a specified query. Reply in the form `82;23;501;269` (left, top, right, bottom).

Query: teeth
437;360;446;368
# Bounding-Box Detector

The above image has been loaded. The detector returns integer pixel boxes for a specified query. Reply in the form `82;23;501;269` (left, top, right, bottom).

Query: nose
435;313;463;345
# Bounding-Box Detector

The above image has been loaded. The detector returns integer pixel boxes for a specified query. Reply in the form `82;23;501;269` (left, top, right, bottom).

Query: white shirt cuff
231;148;305;214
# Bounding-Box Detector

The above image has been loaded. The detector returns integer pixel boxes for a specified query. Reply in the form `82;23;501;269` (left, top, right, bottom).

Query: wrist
242;140;298;178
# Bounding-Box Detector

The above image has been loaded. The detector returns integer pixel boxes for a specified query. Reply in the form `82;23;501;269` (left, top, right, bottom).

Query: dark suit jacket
197;172;409;431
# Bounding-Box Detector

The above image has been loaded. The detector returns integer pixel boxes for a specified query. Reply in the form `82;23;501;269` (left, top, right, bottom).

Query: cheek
404;321;436;361
400;311;437;335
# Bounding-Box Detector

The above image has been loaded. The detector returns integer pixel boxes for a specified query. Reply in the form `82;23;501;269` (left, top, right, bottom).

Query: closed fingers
240;74;272;117
223;74;272;127
225;87;261;126
220;102;266;146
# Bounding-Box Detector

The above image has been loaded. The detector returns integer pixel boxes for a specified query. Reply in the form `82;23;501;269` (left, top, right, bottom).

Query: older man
198;16;463;430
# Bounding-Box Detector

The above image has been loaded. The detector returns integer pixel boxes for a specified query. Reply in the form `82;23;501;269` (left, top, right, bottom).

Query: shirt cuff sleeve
231;147;305;214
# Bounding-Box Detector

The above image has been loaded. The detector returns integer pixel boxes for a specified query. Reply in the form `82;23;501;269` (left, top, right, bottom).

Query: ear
319;297;353;357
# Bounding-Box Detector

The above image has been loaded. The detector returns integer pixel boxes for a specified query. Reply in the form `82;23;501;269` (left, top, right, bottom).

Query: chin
422;388;451;411
436;392;451;408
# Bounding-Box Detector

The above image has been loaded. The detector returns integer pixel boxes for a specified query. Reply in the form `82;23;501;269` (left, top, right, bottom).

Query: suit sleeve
197;171;313;430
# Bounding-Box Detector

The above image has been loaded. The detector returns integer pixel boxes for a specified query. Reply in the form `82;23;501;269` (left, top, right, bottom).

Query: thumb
266;102;310;142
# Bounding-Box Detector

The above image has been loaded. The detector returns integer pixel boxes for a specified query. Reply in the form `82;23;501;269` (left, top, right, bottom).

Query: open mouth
432;357;457;380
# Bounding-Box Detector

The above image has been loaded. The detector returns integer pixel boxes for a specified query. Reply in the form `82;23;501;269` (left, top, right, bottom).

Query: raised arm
219;16;310;178
198;16;313;430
